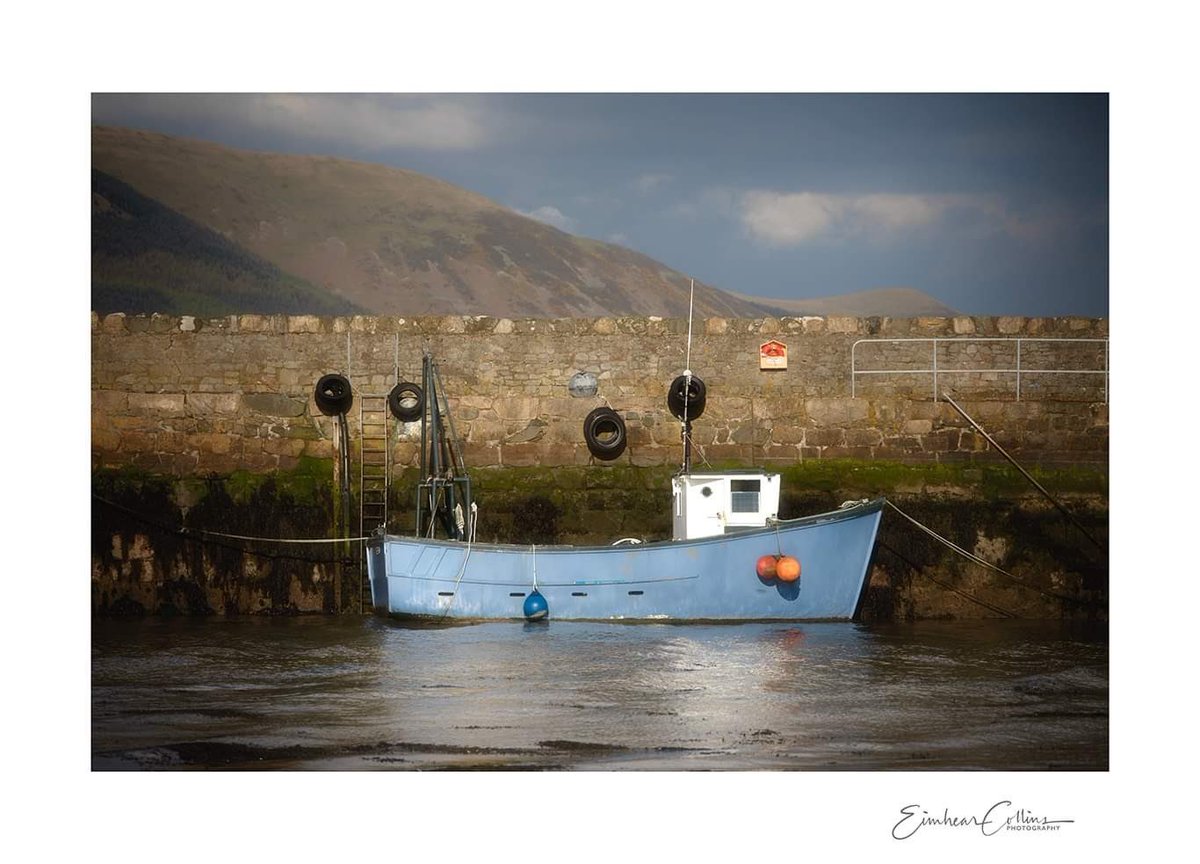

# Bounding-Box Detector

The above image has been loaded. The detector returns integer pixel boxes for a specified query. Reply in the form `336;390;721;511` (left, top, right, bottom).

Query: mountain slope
92;168;361;317
91;126;778;319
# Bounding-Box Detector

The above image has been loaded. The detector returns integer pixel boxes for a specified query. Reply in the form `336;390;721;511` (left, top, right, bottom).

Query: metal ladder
358;394;390;612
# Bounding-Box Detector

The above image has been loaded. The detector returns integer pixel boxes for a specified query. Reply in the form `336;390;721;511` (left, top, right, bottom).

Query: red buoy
776;555;801;583
756;554;779;580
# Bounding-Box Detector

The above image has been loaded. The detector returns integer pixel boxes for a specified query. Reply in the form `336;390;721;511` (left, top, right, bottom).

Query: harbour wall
91;312;1109;473
91;312;1108;621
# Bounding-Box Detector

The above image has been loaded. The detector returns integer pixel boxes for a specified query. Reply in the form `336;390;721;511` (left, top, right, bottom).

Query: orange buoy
756;554;779;580
776;555;801;583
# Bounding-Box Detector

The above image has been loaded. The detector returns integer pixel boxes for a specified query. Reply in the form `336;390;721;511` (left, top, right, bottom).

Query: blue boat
367;494;884;621
365;352;884;622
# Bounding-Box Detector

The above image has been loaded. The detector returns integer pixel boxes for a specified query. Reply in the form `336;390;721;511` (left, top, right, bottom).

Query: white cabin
671;471;781;541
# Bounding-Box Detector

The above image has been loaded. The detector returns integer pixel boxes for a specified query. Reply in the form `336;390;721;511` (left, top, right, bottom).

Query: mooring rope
875;539;1017;617
91;493;363;563
883;499;1084;605
941;391;1107;555
92;493;373;543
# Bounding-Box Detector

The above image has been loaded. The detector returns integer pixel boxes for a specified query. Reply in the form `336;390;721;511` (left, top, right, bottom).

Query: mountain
92;169;361;317
730;287;959;318
91;126;778;319
92;126;959;320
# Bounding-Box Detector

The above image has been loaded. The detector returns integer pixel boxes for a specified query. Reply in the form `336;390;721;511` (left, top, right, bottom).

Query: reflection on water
92;617;1107;770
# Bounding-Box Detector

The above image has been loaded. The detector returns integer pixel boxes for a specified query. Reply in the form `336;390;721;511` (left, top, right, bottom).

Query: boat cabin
671;470;781;541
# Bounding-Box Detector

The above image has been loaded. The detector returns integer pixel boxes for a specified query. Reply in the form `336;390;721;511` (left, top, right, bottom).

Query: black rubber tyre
313;373;353;416
388;382;424;422
667;374;706;421
583;407;627;461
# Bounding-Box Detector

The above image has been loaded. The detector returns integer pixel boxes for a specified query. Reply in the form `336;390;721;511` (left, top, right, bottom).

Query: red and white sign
759;340;788;370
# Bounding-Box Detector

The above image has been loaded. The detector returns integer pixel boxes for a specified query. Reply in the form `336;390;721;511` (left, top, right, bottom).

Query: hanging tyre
388;381;424;422
313;373;353;416
583;407;627;461
667;374;706;421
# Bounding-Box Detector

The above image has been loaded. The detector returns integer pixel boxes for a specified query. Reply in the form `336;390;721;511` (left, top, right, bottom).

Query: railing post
851;340;857;398
932;339;938;401
1016;339;1022;402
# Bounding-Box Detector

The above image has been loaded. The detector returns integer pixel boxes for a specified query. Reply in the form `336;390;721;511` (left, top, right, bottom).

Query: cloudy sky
92;92;1108;316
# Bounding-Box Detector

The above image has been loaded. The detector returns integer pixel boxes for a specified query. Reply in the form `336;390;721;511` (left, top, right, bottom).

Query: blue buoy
523;589;548;621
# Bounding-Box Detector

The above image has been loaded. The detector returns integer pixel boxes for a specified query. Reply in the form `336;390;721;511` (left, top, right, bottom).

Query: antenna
685;277;694;375
682;278;695;474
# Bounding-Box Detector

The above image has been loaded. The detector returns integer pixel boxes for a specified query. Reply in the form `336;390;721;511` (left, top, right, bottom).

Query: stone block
468;418;510;444
462;443;501;467
800;317;827;334
703;444;753;463
390;441;419;467
806;428;844;447
771;425;806;445
102;313;127;333
128;393;187;415
287;315;322;334
504;419;547;444
498;443;544;467
997;316;1025;334
92;390;128;413
845;428;883;447
730;421;770;446
303;439;336;459
920;431;958;452
757;445;800;464
821;446;874;459
630;446;669;467
110;415;155;431
238;314;275;332
805;397;869;426
186;393;240;414
827;316;859;334
263;438;305;457
493;397;542;421
156;431;188;452
242;393;307;417
92;428;121;451
191;432;233;455
914;317;949;333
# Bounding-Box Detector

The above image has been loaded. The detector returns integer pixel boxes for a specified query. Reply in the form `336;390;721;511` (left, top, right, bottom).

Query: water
91;616;1107;770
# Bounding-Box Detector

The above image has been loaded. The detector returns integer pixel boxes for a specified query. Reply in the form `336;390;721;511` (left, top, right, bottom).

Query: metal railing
850;337;1109;402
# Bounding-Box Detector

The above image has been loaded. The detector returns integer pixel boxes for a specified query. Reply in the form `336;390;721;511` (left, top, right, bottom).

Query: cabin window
731;479;761;513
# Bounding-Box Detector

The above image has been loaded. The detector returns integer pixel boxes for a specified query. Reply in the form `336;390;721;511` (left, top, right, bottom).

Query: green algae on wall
92;462;342;617
92;459;1107;619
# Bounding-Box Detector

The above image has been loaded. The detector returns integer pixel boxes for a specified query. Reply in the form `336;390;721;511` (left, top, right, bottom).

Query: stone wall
91;312;1109;473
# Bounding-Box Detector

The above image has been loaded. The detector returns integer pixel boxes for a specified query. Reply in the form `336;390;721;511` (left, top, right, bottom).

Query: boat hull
367;498;884;622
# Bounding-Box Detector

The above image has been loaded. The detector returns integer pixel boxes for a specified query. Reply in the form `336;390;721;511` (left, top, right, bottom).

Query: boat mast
682;278;695;475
